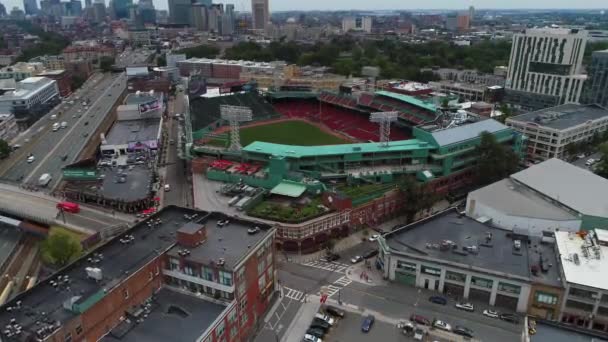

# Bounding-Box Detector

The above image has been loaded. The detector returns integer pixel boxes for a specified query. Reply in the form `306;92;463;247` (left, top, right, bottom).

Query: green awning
270;181;307;198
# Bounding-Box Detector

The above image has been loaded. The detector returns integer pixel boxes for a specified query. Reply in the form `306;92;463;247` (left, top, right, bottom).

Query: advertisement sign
139;100;160;114
188;74;207;97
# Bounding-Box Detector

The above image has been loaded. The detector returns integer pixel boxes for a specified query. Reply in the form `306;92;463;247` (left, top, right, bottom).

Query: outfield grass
239;121;348;146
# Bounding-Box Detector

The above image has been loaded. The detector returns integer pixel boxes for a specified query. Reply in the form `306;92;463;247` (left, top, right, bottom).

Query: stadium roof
511;158;608;218
271;181;307;197
375;90;437;112
428;119;509;147
243;139;429;158
508;104;608;131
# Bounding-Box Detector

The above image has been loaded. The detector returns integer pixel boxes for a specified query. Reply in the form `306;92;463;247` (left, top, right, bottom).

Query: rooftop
270;181;307;198
375;90;437;112
555;230;608;290
531;321;608;342
178;58;276;69
0;206;272;341
384;209;560;283
101;288;227;342
427;119;509;147
243;139;429;158
104;119;161;146
125;91;161;105
468;178;579;222
166;213;272;270
511;158;608;219
508;104;608;130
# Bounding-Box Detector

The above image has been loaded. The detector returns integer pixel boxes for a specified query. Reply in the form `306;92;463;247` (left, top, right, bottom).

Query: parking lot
323;311;404;342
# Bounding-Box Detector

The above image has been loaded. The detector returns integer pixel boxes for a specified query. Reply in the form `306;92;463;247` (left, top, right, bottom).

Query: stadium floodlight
221;105;253;151
370;111;399;146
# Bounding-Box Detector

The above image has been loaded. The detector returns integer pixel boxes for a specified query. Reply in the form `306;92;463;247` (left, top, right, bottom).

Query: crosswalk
283;286;305;302
333;276;352;287
282;275;354;303
301;260;350;274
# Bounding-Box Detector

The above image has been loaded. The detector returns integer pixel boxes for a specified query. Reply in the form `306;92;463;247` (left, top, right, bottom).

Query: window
421;266;441;277
155;265;160;275
228;309;237;323
258;274;267;290
230;325;238;338
75;325;83;335
237;267;245;280
569;287;596;300
566;300;593;311
257;259;266;275
396;260;416;274
215;321;225;338
238;281;247;297
266;253;272;268
535;291;558;305
169;258;180;270
219;271;233;286
123;288;129;299
64;333;72;342
445;271;466;283
148;272;153;281
241;312;248;326
240;296;248;310
471;276;493;289
203;267;214;281
498;282;521;294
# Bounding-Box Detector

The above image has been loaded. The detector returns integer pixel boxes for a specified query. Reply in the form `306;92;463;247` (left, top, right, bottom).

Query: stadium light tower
221;105;253;151
370;111;398;146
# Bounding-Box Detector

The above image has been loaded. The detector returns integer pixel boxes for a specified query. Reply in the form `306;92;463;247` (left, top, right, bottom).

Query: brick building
38;69;72;97
0;206;277;342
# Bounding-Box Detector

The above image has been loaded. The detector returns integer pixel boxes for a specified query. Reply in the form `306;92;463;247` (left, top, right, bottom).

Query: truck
38;173;52;187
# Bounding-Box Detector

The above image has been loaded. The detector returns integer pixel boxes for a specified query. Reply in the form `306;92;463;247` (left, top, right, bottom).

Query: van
38;173;52;187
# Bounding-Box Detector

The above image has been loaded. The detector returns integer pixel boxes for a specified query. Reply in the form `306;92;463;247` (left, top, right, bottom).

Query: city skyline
1;0;607;13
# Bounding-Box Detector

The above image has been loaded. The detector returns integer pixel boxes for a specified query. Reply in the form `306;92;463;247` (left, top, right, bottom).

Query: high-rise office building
191;3;208;31
84;0;91;8
251;0;268;32
222;4;235;35
207;3;222;33
342;16;372;33
506;28;588;107
23;0;38;15
112;0;131;18
168;0;190;25
585;49;608;108
138;0;156;24
92;0;106;22
468;5;475;22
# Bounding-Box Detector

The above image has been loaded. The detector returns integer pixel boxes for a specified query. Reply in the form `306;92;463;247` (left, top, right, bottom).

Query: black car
453;326;474;338
429;296;447;305
306;327;325;338
324;305;345;318
325;252;340;262
499;313;520;324
310;318;330;331
363;249;379;259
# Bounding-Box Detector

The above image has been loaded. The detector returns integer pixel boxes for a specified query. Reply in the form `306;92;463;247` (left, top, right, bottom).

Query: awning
270;181;307;198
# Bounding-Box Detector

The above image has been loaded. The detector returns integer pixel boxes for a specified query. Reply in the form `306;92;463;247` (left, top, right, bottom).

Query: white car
26;155;35;163
455;302;474;312
483;309;499;318
164;184;171;192
368;234;380;242
314;313;334;326
303;334;322;342
432;320;451;332
350;255;364;264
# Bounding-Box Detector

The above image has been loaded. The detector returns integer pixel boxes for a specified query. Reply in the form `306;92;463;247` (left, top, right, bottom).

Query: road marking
283;286;304;302
301;260;349;274
334;276;352;287
24;74;125;185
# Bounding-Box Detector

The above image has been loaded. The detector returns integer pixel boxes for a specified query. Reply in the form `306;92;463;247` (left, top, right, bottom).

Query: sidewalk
345;261;387;286
282;297;321;342
279;230;368;264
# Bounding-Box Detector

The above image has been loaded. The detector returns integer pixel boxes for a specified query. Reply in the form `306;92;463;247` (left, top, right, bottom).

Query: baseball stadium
182;85;525;252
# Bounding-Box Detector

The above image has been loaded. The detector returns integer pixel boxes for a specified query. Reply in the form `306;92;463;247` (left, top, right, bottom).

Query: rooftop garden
247;196;331;223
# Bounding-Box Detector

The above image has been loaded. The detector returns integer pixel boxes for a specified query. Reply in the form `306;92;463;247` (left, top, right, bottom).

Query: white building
506;28;588;105
0;77;59;125
506;104;608;162
342;16;372;33
166;53;186;68
555;230;608;331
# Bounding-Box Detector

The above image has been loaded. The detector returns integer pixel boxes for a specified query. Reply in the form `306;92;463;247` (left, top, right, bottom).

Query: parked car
314;313;335;326
432;320;452;332
363;249;379;259
303;334;322;342
26;155;35;163
361;314;375;332
350;255;364;264
413;328;425;341
409;314;431;326
368;234;380;242
455;302;474;312
453;326;474;338
324;252;340;262
324;306;345;318
310;318;330;331
483;309;499;318
247;226;260;235
428;296;447;305
306;327;325;338
499;313;520;324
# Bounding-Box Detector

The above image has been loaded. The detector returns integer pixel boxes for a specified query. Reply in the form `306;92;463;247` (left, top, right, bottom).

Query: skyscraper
168;0;190;25
191;3;208;31
251;0;269;32
112;0;132;18
92;0;106;22
23;0;38;15
222;4;235;35
584;49;608;108
84;0;91;8
506;28;588;107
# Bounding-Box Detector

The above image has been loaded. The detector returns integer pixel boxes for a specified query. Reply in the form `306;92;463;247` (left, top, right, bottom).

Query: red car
410;314;431;326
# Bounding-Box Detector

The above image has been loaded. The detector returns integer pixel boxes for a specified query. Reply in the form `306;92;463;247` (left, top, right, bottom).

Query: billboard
139;100;160;114
188;74;207;97
63;168;97;181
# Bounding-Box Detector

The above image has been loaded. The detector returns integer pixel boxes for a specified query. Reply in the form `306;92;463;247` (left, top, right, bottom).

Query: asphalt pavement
0;72;127;190
163;93;192;207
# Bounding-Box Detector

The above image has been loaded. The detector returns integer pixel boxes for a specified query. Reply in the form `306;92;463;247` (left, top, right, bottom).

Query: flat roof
511;158;608;219
508;104;608;131
385;209;535;279
125;92;161;105
375;90;437;112
101;288;227;342
0;206;272;341
469;178;579;222
98;165;153;202
429;119;509;147
270;181;307;197
166;213;272;270
243;139;429;158
555;230;608;290
531;321;608;342
104;119;161;145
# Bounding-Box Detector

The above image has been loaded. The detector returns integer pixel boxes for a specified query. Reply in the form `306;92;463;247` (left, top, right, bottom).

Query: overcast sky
4;0;606;13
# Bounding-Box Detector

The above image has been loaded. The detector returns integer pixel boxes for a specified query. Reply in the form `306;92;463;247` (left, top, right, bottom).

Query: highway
115;48;155;68
0;72;127;190
0;183;131;234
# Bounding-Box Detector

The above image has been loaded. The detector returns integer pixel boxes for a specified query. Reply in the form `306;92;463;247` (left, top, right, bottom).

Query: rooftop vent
217;258;225;266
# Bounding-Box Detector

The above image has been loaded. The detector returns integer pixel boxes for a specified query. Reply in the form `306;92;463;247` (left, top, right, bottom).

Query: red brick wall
349;190;402;227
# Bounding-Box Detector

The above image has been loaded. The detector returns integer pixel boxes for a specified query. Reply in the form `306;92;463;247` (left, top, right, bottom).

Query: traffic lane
337;282;521;342
278;265;344;295
325;311;403;342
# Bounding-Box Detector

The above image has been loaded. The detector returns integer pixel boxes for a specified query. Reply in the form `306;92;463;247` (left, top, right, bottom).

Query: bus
56;201;80;213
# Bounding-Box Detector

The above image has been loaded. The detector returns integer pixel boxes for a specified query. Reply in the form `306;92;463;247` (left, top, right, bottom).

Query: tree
177;44;220;59
474;132;520;186
99;56;115;72
157;53;167;67
399;176;439;223
497;103;513;124
595;142;608;179
0;139;10;159
41;232;82;267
